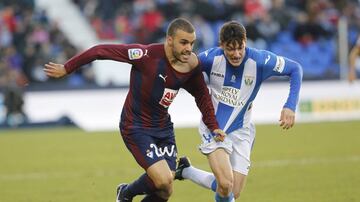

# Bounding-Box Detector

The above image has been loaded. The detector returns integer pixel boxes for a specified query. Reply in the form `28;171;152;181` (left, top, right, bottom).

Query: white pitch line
253;156;360;168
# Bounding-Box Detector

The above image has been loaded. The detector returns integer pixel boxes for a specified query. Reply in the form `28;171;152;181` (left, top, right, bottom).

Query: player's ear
242;40;246;48
166;35;173;46
220;42;225;49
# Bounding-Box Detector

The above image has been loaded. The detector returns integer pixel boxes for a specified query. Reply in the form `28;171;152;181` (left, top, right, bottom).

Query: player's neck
164;43;192;73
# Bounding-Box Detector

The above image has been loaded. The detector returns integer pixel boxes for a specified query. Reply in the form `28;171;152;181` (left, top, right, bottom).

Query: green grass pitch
1;121;360;202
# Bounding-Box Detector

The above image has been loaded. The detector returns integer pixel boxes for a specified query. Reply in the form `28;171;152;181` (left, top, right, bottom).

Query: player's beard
173;49;191;63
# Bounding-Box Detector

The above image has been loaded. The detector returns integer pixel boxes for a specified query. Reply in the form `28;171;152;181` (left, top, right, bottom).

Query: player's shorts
199;123;256;175
120;126;177;171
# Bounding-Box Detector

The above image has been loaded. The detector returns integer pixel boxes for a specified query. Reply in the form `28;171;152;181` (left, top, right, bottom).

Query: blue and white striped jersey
199;47;303;134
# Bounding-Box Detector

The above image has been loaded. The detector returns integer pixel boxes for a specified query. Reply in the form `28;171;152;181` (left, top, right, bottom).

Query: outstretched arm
349;44;359;83
44;44;143;77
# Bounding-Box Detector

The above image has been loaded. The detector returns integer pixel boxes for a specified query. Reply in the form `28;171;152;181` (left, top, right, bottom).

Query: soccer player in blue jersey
175;21;303;201
44;18;226;202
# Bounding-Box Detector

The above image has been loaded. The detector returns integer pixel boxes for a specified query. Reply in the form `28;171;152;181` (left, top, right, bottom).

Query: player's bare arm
44;62;67;78
279;107;295;130
348;46;359;83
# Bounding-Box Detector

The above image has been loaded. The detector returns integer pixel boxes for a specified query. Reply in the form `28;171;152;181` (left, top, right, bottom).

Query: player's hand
212;129;226;142
44;62;67;78
279;108;295;130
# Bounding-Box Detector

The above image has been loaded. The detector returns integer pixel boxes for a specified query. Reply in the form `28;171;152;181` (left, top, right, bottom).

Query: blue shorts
120;126;177;171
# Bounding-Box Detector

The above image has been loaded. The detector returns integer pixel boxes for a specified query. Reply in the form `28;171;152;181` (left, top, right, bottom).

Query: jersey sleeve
182;66;219;131
260;50;303;111
198;48;216;77
64;44;146;73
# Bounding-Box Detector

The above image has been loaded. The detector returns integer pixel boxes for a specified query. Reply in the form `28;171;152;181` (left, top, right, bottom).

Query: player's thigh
120;128;170;171
229;125;256;175
232;171;247;198
157;134;177;171
146;159;174;188
207;148;233;181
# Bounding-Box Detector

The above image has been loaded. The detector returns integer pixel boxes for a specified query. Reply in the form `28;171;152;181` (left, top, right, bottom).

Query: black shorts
120;126;177;171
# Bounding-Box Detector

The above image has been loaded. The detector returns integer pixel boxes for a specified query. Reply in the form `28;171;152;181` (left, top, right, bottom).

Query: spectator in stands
268;0;293;31
0;50;27;127
349;35;360;83
256;12;280;43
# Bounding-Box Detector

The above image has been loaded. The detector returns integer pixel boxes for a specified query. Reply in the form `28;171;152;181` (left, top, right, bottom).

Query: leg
230;123;256;199
176;156;216;190
207;148;233;197
146;159;174;200
118;127;176;201
232;171;247;199
118;160;173;201
177;129;235;201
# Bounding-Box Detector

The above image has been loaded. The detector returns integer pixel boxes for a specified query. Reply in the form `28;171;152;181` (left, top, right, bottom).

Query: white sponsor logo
265;55;270;64
273;56;285;73
128;48;143;60
159;74;167;82
159;88;178;108
215;86;244;107
149;144;176;158
144;49;149;57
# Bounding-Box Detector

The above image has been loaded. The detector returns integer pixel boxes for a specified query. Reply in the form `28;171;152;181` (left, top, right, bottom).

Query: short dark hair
219;21;246;46
166;18;195;37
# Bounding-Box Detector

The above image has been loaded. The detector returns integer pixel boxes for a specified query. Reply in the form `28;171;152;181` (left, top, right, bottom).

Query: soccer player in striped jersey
175;21;303;201
44;18;226;202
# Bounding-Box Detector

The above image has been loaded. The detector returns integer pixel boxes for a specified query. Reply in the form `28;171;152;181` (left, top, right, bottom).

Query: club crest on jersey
128;48;143;60
244;76;254;86
146;149;154;159
159;88;178;108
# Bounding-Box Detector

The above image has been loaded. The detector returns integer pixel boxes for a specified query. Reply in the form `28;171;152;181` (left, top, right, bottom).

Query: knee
153;174;173;196
217;177;233;196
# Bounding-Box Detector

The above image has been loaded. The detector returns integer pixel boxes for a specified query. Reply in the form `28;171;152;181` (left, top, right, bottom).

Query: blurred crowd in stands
73;0;360;80
0;0;85;88
0;0;80;125
1;0;360;91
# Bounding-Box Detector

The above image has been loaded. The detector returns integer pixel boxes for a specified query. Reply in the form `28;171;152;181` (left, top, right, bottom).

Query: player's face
169;30;196;63
221;41;246;66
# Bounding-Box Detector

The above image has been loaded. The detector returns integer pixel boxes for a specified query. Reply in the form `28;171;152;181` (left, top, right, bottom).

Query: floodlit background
0;0;360;201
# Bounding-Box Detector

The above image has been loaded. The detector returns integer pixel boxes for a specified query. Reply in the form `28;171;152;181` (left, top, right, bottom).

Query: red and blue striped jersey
64;43;219;131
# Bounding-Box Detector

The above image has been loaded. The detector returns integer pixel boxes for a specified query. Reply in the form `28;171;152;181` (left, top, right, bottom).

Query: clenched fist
212;129;226;142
